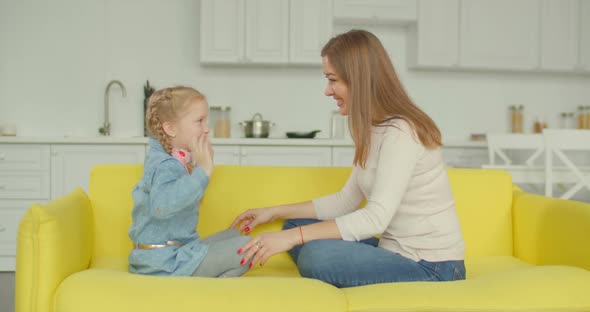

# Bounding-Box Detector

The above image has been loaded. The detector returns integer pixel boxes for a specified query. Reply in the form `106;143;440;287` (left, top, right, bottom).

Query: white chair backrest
486;133;544;166
484;133;545;184
544;129;590;199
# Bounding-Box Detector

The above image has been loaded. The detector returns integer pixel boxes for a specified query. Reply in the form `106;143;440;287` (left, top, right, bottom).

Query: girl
129;86;251;277
231;30;466;287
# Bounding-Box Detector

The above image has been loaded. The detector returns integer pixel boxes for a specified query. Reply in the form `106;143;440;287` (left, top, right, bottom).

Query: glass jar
210;106;231;138
568;112;576;129
560;112;568;129
585;106;590;129
533;117;543;133
510;105;524;133
578;106;586;129
560;112;576;129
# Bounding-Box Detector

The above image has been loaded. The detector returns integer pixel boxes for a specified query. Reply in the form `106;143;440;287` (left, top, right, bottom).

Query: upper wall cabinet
410;0;589;74
407;0;459;68
459;0;540;70
290;0;333;64
540;0;579;71
200;0;245;63
333;0;416;24
200;0;332;65
581;0;590;71
200;0;288;64
245;0;289;63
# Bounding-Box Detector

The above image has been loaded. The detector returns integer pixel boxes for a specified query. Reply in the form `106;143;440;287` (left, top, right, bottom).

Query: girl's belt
134;240;185;249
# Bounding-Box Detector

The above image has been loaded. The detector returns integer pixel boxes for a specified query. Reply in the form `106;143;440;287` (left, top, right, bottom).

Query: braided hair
145;86;206;158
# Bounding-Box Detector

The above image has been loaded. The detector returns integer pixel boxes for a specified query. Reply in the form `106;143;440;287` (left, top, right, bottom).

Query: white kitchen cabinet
0;144;50;271
245;0;289;64
240;146;332;167
200;0;289;64
442;147;489;168
408;0;459;68
213;145;241;165
459;0;540;71
581;0;590;71
0;200;36;271
333;0;416;24
334;146;489;169
201;0;329;65
540;0;580;71
50;144;145;199
289;0;333;65
332;146;355;167
200;0;245;63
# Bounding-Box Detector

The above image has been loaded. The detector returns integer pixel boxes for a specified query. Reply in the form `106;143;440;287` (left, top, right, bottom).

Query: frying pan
286;130;321;139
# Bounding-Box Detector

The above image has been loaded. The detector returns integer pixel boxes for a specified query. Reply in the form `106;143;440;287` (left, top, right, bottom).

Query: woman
231;29;465;288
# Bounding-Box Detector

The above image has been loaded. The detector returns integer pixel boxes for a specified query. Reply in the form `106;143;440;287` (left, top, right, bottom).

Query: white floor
0;272;15;312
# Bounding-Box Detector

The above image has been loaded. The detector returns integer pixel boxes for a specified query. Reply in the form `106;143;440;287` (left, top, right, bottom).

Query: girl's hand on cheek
192;134;214;177
189;137;199;164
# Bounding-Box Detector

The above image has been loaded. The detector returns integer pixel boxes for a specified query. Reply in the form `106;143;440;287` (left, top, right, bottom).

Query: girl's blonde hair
321;30;442;168
146;86;205;154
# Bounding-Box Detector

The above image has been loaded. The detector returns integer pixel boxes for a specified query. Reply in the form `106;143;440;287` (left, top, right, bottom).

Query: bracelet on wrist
298;226;304;245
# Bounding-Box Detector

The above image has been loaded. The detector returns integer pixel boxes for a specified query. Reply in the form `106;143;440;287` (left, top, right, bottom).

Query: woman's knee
295;241;335;278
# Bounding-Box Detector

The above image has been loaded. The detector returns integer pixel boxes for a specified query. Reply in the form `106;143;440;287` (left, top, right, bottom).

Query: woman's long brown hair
321;30;442;168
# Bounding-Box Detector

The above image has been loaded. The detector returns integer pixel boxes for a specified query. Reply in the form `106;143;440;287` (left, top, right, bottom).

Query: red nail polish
248;262;253;268
240;258;245;265
237;249;242;254
244;227;250;233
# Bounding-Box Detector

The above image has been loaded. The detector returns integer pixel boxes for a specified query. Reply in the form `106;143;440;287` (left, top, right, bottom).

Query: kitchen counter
0;136;487;148
0;136;149;144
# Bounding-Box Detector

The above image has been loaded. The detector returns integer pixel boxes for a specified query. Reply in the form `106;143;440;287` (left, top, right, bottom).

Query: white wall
1;0;589;140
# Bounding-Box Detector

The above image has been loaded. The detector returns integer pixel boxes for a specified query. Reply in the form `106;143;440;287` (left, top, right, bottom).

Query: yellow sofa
16;165;590;312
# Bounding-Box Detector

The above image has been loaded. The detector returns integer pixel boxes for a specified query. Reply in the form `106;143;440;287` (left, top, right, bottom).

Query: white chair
483;133;545;183
544;129;590;200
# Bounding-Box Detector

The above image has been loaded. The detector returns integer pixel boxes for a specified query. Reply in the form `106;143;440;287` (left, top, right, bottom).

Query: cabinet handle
0;154;5;160
0;225;5;232
0;185;5;190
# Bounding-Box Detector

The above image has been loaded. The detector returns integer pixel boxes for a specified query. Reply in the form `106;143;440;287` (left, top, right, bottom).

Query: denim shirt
128;138;209;276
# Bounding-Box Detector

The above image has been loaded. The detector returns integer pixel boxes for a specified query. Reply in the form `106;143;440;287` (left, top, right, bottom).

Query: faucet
99;80;127;136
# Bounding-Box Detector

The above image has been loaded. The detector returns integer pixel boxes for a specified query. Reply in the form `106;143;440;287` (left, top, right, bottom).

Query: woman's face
323;56;350;116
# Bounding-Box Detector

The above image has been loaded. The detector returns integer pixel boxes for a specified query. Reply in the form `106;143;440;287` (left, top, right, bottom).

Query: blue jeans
283;219;466;288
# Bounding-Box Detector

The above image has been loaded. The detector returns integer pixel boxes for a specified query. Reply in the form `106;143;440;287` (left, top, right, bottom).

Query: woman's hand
190;134;214;177
238;230;298;267
230;207;277;234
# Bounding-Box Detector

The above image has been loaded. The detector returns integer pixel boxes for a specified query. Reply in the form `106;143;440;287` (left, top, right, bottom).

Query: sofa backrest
88;165;514;266
447;168;514;258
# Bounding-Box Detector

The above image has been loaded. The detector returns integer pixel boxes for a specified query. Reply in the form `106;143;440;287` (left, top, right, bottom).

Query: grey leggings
192;229;252;278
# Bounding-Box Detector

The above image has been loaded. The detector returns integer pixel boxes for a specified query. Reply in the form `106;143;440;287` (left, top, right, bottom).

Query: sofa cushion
88;164;143;265
343;262;590;312
465;256;531;278
447;168;514;259
55;269;346;312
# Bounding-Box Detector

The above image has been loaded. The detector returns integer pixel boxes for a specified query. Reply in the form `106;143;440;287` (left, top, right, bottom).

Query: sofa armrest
513;190;590;271
16;188;94;312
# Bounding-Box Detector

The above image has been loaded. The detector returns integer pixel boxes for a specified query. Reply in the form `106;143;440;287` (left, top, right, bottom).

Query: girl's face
168;98;209;150
322;56;350;116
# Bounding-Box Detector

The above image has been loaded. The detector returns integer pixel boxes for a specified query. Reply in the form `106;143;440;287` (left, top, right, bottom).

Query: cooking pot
239;113;274;138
